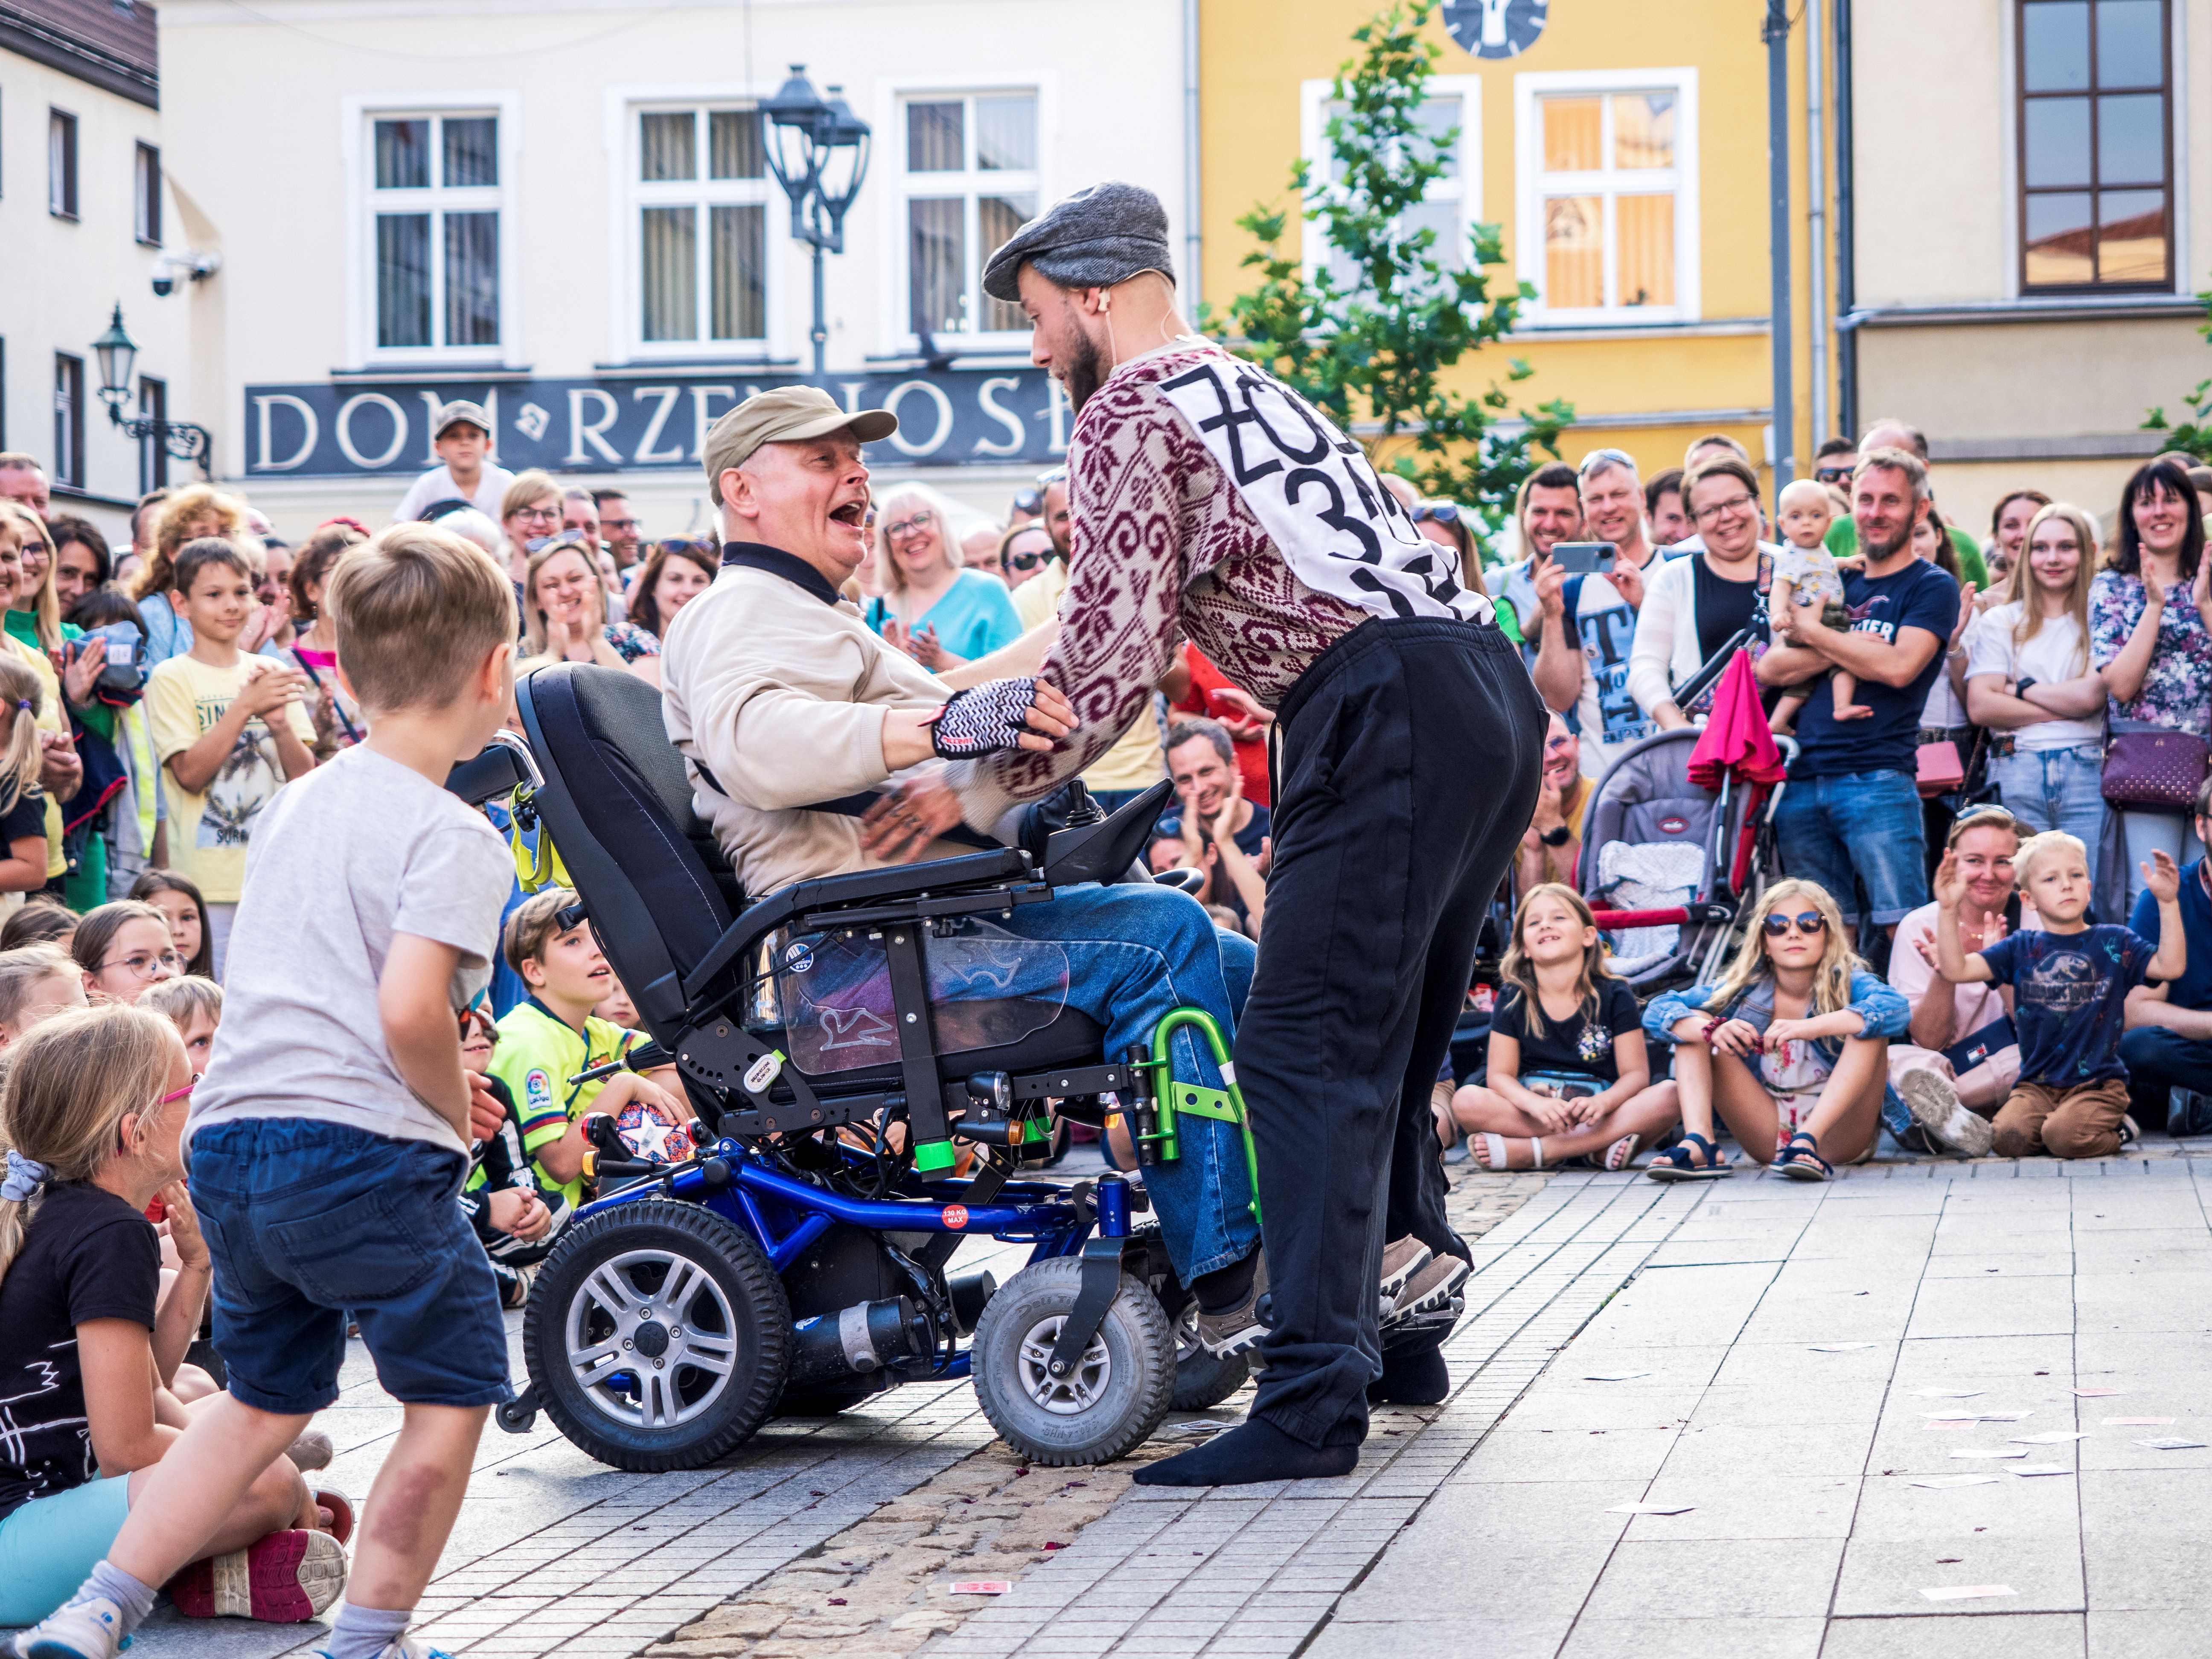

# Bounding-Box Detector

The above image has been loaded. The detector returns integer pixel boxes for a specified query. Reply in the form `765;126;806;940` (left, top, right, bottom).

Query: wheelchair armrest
679;847;1037;1004
1041;779;1173;888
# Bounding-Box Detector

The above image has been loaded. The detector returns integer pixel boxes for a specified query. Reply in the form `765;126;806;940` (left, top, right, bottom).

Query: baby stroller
445;665;1286;1473
1575;727;1799;995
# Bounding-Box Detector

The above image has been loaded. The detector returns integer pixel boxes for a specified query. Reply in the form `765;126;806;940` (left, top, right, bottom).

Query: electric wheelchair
453;663;1261;1472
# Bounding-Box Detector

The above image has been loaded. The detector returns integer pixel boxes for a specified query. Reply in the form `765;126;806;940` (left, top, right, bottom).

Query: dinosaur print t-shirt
146;652;315;902
1976;925;2157;1086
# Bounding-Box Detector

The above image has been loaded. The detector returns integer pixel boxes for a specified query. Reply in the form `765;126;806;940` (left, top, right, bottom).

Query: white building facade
155;0;1198;539
1;0;202;540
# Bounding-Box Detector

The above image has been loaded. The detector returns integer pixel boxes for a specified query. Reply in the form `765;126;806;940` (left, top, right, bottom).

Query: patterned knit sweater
948;342;1371;827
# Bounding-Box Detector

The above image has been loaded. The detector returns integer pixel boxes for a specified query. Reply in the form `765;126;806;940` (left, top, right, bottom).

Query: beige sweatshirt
660;556;980;899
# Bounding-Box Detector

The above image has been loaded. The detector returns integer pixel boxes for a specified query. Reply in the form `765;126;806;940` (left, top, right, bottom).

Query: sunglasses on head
1411;502;1461;525
1762;911;1828;937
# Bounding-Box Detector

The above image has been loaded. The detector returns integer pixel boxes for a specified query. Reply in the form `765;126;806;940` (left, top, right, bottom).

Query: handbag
1916;740;1965;799
2101;728;2209;810
1941;1013;2017;1076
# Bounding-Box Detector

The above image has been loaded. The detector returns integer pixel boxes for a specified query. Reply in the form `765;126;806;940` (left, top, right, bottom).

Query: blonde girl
0;1005;340;1628
0;943;86;1046
1642;879;1910;1181
130;485;249;665
0;653;53;896
1444;884;1679;1171
1;504;66;655
1964;502;2109;847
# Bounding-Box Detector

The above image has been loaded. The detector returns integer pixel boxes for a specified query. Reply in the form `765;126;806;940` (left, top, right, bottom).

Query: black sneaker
2173;1089;2212;1138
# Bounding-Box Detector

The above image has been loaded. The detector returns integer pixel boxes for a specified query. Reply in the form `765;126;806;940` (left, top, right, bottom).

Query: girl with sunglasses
0;1004;346;1630
1642;879;1909;1181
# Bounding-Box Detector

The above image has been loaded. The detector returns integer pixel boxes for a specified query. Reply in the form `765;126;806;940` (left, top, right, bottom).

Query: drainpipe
1763;0;1796;485
1834;0;1858;440
1182;0;1203;309
1805;0;1830;446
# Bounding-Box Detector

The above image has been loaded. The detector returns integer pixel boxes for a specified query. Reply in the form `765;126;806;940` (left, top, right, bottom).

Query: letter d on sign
253;395;320;471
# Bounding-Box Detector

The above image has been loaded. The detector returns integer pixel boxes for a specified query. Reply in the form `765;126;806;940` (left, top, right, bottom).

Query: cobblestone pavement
95;1141;2212;1659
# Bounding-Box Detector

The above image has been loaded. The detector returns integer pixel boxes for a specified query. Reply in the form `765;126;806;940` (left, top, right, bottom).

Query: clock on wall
1442;0;1550;59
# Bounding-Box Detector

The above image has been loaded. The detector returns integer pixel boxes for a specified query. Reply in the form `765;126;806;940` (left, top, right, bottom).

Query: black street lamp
762;64;873;377
92;305;211;473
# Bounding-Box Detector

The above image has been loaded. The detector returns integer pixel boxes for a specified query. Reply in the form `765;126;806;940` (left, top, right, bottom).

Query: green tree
1209;0;1572;557
2142;286;2212;461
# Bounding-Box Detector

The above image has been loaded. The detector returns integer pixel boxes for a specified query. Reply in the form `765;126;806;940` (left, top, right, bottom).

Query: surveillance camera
150;250;221;298
150;253;176;297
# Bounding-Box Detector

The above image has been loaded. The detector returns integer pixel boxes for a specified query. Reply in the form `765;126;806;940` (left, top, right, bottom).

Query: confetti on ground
2011;1431;2089;1444
1952;1447;2030;1459
1922;1585;2015;1601
1909;1474;2002;1488
2074;1387;2124;1397
1810;1343;1876;1352
1585;1371;1653;1382
2134;1437;2207;1451
951;1582;1013;1596
2011;1464;2071;1477
1606;1502;1695;1515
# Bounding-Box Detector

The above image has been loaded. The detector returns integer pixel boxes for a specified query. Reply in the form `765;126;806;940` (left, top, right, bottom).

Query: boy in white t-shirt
389;400;515;525
19;525;521;1659
1769;478;1867;731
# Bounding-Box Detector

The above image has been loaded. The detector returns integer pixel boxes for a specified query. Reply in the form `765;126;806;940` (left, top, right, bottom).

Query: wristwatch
2013;677;2038;701
1540;825;1572;847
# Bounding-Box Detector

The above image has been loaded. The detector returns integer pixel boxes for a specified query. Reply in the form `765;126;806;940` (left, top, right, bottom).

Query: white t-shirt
1964;602;2102;750
1564;569;1653;780
188;745;513;1155
1889;898;2035;1056
391;462;516;525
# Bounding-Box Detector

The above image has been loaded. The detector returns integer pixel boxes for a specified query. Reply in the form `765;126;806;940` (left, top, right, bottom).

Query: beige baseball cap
431;398;492;438
702;386;897;504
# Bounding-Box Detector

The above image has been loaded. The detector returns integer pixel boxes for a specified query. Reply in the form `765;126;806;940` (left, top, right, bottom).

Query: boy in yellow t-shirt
144;539;315;972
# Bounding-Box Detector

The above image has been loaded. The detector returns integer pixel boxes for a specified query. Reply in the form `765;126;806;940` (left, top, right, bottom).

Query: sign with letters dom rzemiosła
242;369;1071;478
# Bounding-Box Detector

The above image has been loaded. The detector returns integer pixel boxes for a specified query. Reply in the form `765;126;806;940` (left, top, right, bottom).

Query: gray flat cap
981;181;1176;303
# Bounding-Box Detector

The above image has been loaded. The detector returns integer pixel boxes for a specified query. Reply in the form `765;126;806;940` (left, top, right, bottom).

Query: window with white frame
1514;70;1698;324
1301;78;1480;293
897;91;1038;342
367;111;502;352
633;106;772;350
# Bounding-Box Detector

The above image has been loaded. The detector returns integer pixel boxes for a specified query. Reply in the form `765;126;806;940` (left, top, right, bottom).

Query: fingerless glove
930;678;1044;760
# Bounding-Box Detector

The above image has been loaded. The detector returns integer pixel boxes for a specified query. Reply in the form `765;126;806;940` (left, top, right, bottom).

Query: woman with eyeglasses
498;470;564;588
862;483;1021;672
625;541;719;640
1642;879;1909;1181
70;901;183;1004
1627;456;1775;731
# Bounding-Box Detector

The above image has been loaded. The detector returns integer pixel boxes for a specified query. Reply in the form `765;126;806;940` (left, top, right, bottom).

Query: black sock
1132;1417;1358;1487
1192;1250;1259;1315
1365;1343;1450;1406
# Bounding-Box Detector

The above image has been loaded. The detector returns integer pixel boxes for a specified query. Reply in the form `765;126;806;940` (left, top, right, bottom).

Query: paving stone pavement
83;1144;2212;1659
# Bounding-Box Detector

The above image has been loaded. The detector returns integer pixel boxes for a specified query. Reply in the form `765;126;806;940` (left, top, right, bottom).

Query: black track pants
1237;617;1544;1447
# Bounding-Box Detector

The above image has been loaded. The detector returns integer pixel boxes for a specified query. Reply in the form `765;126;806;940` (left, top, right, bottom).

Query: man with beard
864;181;1545;1487
1758;446;1961;942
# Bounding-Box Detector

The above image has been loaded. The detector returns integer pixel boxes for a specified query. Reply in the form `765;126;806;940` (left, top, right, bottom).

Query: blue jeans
1773;768;1928;926
190;1118;512;1414
939;882;1261;1281
1988;743;2107;849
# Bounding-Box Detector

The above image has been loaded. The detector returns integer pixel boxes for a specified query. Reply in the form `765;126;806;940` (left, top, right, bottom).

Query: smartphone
1550;541;1617;575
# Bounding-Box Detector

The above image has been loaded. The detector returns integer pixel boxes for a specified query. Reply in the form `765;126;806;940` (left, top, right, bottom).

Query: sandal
1475;1133;1545;1170
1647;1131;1729;1182
1776;1129;1833;1182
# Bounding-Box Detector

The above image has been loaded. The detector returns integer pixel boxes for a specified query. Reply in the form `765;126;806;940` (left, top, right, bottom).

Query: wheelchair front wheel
524;1200;790;1472
970;1257;1174;1466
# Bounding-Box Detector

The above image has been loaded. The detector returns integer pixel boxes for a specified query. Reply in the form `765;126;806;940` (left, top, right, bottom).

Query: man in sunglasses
1810;437;1857;492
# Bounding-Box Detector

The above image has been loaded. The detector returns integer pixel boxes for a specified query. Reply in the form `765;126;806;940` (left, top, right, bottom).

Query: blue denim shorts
189;1118;512;1414
1773;768;1930;926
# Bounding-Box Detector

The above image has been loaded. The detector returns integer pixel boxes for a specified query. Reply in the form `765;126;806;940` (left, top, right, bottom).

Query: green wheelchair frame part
1131;1007;1262;1226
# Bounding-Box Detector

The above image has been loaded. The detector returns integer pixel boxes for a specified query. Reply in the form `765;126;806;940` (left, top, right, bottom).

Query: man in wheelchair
659;387;1270;1344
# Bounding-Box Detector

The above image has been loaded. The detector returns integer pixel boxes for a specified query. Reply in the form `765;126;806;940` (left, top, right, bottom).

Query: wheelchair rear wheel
524;1201;791;1472
970;1257;1174;1466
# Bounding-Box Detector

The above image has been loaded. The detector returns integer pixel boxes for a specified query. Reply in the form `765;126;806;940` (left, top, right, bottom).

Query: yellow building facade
1199;0;1815;509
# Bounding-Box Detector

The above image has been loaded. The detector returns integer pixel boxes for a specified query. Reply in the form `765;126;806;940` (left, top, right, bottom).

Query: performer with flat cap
874;182;1546;1486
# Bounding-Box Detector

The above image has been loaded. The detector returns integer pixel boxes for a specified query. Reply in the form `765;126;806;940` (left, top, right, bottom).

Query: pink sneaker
167;1529;347;1621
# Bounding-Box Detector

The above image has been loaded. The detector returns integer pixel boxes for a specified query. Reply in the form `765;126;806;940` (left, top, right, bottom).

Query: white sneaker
12;1595;128;1659
311;1636;458;1659
1899;1068;1995;1158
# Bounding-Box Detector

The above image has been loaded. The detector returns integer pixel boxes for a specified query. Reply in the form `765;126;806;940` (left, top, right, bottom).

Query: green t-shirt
490;998;643;1207
1825;517;1988;592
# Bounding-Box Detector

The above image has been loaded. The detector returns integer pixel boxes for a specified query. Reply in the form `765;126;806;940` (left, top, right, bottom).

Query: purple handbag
2101;728;2210;809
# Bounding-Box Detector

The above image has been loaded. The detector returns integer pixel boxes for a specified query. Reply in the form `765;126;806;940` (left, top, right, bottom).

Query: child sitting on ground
1936;830;2184;1159
591;967;640;1030
457;1004;566;1309
0;899;75;953
131;872;216;980
70;902;183;1006
140;975;221;1080
0;655;56;908
1444;883;1680;1171
1769;478;1868;731
492;889;686;1209
0;943;87;1047
0;1004;340;1633
20;522;520;1659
